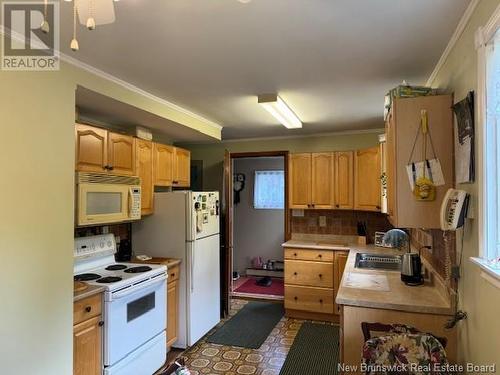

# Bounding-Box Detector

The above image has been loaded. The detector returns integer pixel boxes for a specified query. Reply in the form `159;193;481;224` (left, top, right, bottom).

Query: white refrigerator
132;191;220;349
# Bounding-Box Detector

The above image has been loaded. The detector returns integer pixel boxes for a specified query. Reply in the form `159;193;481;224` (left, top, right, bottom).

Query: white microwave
76;172;141;226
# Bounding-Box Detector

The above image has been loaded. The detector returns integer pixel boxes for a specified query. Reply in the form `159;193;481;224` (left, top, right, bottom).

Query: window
253;170;284;209
484;28;500;269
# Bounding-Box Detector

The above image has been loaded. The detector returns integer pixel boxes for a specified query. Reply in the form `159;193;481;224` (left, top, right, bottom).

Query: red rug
234;277;284;296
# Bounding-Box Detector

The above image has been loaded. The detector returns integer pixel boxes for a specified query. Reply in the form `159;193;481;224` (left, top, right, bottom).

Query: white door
187;234;220;346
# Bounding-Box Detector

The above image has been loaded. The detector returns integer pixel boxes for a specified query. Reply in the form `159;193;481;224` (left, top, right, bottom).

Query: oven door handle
109;274;167;301
190;242;195;293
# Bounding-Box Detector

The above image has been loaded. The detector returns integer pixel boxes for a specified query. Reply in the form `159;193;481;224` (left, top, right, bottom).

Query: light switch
319;216;327;227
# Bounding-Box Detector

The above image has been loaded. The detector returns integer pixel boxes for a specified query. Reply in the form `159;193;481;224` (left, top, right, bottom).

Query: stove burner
105;264;128;271
124;266;152;274
96;276;122;284
74;273;101;282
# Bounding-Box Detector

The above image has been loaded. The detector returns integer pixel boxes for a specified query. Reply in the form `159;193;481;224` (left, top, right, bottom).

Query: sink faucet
382;229;410;252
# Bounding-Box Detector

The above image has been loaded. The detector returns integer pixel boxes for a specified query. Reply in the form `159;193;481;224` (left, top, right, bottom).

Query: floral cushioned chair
361;323;450;375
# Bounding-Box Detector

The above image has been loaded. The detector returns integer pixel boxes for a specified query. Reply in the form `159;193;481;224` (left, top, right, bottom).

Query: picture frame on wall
452;91;475;184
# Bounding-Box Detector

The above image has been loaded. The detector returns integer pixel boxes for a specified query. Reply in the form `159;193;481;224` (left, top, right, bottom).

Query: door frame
223;150;289;314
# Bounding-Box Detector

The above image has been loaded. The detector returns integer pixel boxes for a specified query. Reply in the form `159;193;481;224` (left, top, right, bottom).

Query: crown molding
0;25;223;132
426;0;480;87
182;127;385;145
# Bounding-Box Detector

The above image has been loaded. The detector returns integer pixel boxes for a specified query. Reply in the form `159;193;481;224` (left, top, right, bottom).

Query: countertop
131;257;182;268
282;239;453;316
74;284;105;302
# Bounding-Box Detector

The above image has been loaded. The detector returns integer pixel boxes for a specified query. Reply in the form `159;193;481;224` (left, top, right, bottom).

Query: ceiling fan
41;0;250;52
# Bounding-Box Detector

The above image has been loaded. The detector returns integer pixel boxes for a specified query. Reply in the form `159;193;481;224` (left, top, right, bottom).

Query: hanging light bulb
86;0;96;30
40;0;50;33
70;0;79;51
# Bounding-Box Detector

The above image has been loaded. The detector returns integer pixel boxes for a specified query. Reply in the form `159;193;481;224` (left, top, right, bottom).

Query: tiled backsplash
290;210;393;243
410;228;456;289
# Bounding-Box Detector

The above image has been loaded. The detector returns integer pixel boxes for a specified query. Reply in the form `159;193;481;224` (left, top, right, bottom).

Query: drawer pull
171;273;175;278
85;306;92;313
294;253;297;257
318;274;323;278
294;296;298;301
318;254;322;258
294;272;298;276
98;321;104;327
319;299;323;303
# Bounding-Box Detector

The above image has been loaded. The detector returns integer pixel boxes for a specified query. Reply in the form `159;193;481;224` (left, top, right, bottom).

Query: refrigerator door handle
191;241;195;292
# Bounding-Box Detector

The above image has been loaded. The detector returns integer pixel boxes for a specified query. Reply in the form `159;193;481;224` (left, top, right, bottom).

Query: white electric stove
74;234;168;375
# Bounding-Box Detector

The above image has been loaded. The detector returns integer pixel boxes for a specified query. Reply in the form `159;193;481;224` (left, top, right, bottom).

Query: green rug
207;301;284;349
279;322;340;375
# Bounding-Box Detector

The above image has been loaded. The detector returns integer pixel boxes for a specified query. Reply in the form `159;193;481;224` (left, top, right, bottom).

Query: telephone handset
440;188;470;231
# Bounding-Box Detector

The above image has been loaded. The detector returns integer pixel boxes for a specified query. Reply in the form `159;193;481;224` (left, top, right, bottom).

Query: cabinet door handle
294;253;298;257
171;273;175;278
293;272;298;276
336;204;340;208
294;296;298;301
318;254;322;258
319;299;323;303
318;274;323;278
98;321;104;327
85;306;92;313
173;180;179;184
108;166;114;171
376;205;381;209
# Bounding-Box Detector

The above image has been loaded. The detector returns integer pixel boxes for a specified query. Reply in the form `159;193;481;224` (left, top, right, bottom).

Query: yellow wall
0;43;218;375
428;0;500;366
180;131;381;191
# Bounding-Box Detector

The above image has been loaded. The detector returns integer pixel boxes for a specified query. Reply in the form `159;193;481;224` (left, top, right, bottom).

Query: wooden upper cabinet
385;95;453;228
334;151;354;209
354;146;381;211
311;153;334;209
136;139;154;215
173;147;191;187
154;143;174;186
107;132;136;176
73;316;101;375
289;153;312;209
75;124;108;173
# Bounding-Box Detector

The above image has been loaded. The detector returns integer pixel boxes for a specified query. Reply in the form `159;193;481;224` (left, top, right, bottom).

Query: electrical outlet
292;209;304;217
319;216;327;227
419;229;433;253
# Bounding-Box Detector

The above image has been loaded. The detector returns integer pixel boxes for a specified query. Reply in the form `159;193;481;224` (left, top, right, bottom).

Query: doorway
222;151;289;308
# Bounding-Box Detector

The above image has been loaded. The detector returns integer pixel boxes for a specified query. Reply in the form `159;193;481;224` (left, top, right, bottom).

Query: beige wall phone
440;188;470;231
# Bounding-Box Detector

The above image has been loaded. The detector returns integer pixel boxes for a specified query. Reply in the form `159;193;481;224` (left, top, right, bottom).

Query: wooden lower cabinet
167;265;180;348
73;294;102;375
284;248;348;322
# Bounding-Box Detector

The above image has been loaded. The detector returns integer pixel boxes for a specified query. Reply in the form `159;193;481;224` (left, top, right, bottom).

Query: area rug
234;277;284;296
206;301;284;349
279;322;340;375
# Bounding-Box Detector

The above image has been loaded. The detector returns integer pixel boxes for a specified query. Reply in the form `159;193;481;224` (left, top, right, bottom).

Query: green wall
0;39;219;374
180;131;382;191
428;0;500;366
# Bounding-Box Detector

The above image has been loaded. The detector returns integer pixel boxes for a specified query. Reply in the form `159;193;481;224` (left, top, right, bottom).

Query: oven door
78;183;131;226
104;276;167;366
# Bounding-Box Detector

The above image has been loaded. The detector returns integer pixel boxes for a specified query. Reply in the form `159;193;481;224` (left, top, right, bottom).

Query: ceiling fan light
86;17;96;30
258;94;302;129
70;38;79;51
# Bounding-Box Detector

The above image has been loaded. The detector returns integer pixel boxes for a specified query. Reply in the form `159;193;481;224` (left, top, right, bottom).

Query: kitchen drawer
74;294;102;325
285;260;333;288
168;265;179;284
285;285;334;314
284;248;334;262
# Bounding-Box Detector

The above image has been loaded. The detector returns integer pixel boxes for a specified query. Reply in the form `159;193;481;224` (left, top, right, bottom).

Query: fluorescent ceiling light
258;94;302;129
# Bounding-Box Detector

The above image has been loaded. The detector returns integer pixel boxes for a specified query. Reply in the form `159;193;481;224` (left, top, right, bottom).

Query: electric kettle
401;252;423;286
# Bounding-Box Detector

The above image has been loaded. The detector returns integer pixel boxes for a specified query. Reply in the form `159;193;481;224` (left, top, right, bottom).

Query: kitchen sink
354;253;401;271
